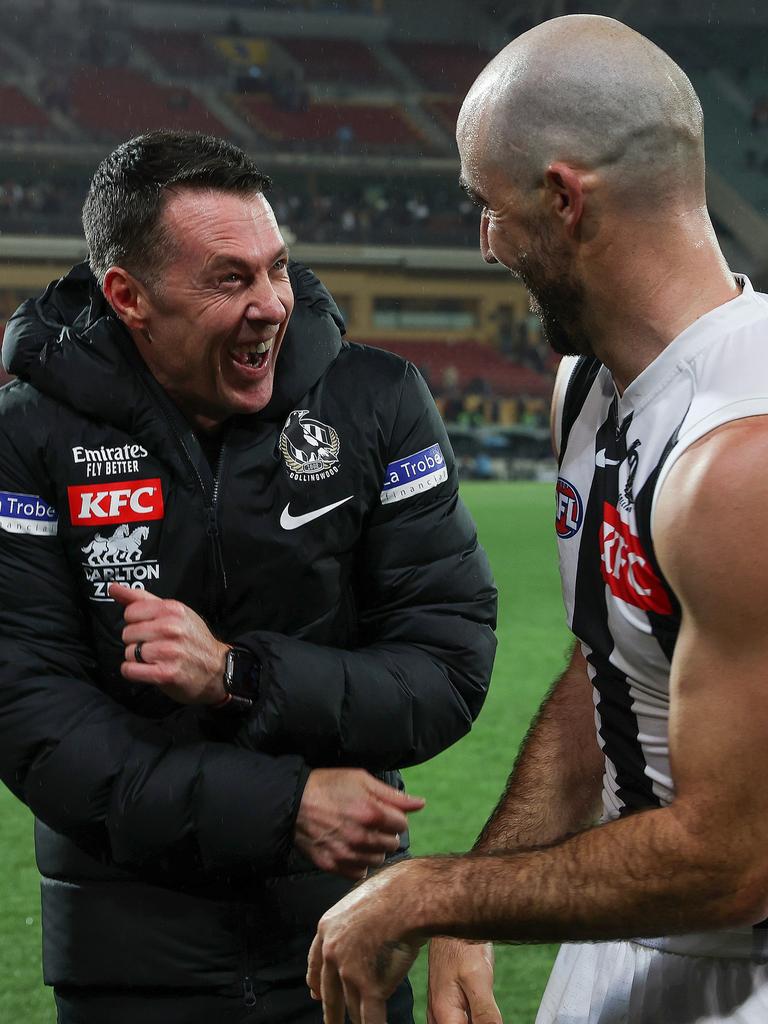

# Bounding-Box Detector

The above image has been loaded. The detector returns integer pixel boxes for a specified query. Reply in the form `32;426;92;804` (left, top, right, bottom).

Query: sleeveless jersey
553;275;768;958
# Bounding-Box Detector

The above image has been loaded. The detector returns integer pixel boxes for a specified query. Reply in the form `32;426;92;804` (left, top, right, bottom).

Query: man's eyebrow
206;246;290;272
459;177;488;208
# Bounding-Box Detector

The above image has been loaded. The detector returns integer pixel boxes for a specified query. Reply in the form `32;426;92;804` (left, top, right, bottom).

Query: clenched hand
110;582;229;704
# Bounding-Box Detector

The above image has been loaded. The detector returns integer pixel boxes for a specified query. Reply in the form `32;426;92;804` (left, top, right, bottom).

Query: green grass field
0;480;568;1023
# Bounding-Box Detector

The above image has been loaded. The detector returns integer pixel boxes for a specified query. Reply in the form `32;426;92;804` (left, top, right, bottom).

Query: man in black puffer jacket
0;130;496;1023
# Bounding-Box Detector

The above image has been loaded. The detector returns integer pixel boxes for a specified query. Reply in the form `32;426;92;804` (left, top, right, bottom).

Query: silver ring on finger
134;641;146;664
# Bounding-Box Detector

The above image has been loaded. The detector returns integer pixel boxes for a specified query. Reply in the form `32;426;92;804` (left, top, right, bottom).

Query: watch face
226;647;260;702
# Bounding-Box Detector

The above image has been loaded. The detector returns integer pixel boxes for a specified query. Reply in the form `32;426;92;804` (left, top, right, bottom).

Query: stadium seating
273;37;393;86
391;42;490;93
236;96;430;152
424;96;462;135
69;68;229;139
138;30;228;78
0;85;52;138
360;339;554;398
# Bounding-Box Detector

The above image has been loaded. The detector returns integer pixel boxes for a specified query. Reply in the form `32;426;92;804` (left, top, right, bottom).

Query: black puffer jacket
0;262;496;993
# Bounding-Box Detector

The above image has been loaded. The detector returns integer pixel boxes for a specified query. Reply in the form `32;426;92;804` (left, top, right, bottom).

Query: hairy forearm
475;644;603;852
411;803;760;943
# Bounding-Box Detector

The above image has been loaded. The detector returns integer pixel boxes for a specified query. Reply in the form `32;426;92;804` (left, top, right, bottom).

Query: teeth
231;338;275;367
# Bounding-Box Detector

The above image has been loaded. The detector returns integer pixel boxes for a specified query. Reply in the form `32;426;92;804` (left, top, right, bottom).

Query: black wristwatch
222;645;261;707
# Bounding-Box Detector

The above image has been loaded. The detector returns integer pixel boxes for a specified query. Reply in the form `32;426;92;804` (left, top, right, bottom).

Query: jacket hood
2;260;346;429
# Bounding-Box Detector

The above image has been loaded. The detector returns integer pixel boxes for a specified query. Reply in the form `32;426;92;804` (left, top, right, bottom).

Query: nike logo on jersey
595;449;622;468
280;495;354;530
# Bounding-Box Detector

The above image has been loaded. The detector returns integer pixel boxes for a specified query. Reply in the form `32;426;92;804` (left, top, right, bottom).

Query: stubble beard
514;231;594;359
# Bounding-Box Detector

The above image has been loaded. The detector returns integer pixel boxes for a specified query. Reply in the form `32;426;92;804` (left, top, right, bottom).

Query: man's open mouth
230;338;274;371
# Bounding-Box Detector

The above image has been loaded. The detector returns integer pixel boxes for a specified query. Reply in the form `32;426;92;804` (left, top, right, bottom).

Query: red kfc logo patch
68;479;164;526
600;502;672;616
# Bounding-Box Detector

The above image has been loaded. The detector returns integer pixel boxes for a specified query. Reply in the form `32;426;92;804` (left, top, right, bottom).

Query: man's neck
580;210;740;394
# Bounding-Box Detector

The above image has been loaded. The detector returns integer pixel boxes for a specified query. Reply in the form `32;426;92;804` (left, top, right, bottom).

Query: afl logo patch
280;410;340;481
556;477;583;538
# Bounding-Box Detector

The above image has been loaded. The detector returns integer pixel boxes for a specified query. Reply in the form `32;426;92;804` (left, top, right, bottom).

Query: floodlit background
0;0;766;1019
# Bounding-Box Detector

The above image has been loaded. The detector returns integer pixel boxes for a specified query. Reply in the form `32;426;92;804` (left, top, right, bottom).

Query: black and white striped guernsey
553;274;768;958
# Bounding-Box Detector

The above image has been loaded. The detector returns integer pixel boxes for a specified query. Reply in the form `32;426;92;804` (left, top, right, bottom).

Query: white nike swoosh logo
280;496;354;530
595;449;622;468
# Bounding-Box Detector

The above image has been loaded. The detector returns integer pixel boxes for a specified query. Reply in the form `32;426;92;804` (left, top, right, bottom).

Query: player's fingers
360;992;388;1024
321;958;346;1024
466;996;503;1024
428;972;501;1024
426;989;470;1024
306;933;322;1000
340;976;363;1024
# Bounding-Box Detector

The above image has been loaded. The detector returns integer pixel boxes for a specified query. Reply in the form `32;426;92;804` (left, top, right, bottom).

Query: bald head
458;15;704;209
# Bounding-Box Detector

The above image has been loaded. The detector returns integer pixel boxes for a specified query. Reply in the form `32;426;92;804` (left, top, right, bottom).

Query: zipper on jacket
242;904;258;1008
205;441;228;629
243;976;257;1009
138;375;229;626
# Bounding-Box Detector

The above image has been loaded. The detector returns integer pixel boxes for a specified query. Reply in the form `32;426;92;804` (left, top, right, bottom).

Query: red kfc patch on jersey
600;502;672;616
68;479;164;526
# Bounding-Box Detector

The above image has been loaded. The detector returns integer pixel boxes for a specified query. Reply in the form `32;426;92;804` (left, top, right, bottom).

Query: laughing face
130;188;294;430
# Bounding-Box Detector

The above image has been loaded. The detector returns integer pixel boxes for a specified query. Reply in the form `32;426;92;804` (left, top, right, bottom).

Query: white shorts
535;940;768;1024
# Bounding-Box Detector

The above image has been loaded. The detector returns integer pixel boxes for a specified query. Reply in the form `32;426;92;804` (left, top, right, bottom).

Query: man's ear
102;267;151;330
544;162;587;237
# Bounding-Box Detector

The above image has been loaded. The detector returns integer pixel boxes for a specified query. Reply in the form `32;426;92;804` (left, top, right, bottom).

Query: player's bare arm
308;417;768;1024
473;645;602;853
429;360;600;1024
428;645;601;1023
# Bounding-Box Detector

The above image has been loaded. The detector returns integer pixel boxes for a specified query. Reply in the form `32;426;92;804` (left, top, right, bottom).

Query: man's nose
479;209;498;265
245;276;288;323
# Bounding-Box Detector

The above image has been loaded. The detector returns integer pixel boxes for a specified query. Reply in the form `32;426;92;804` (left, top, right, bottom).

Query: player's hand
307;860;424;1024
294;768;425;879
110;582;229;704
427;938;501;1024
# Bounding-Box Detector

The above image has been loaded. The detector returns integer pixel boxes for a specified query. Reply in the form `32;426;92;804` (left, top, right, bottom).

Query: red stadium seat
70;68;229;139
274;37;392;86
139;30;227;78
425;97;463;135
0;85;51;136
391;42;491;93
237;96;430;152
358;339;554;398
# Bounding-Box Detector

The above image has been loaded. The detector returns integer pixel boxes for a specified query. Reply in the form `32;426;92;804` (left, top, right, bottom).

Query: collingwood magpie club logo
280;410;341;481
80;523;160;602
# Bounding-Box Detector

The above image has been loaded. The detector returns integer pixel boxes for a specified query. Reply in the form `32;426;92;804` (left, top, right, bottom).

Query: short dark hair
82;129;272;288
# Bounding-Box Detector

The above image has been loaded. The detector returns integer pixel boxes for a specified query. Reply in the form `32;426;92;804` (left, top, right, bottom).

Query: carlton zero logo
68;478;164;527
80;523;159;602
555;477;584;538
600;502;672;616
280;410;341;481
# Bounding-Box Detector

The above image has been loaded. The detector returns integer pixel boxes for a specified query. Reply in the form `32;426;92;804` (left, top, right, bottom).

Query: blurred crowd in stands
190;0;384;9
432;369;549;430
0;180;74;223
271;184;478;246
0;177;480;247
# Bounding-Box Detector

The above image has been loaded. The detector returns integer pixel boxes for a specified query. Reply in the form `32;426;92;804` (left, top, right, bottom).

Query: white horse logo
81;524;150;565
